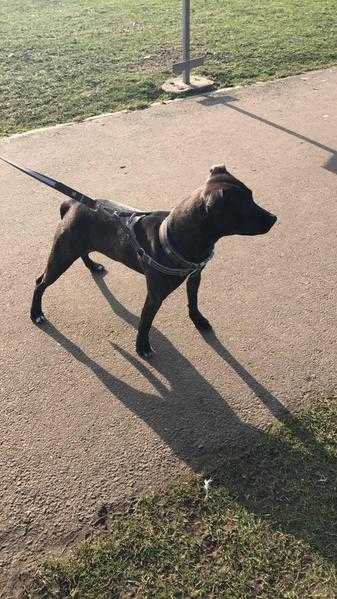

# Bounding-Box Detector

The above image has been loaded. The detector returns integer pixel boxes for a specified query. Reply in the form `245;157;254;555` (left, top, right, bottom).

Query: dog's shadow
41;276;336;563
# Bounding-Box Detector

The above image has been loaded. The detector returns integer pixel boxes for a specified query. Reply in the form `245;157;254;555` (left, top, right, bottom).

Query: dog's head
203;164;277;237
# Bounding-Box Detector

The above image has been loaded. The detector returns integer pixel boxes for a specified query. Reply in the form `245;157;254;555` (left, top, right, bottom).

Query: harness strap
125;213;199;277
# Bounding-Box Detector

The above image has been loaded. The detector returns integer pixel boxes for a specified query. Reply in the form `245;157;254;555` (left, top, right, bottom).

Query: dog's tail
60;200;72;219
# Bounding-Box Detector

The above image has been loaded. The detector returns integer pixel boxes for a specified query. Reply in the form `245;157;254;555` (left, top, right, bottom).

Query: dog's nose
264;213;277;233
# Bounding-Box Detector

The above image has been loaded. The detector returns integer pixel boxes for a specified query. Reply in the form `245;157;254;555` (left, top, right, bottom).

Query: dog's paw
136;340;155;359
31;312;46;325
90;262;106;275
191;313;212;331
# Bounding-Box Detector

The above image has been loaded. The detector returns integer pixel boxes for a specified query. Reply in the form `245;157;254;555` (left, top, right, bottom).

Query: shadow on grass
40;277;336;563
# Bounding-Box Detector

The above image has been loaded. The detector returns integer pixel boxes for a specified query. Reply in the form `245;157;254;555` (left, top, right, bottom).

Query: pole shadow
198;92;337;175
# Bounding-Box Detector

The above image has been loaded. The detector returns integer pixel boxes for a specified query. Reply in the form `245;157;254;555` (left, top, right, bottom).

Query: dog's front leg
136;291;163;358
187;271;212;331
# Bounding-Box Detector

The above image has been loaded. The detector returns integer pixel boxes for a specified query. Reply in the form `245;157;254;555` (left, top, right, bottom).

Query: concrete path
1;68;336;595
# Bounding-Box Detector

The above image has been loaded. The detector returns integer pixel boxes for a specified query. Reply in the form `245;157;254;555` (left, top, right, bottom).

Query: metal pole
182;0;190;84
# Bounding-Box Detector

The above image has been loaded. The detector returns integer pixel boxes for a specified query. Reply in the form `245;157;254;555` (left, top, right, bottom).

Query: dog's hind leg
82;254;105;275
186;272;212;331
31;234;79;324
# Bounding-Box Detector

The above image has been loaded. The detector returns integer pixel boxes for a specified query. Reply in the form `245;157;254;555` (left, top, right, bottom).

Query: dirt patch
129;47;181;73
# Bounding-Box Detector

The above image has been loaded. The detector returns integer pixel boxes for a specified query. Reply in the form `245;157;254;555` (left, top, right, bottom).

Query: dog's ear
204;188;226;216
209;164;227;177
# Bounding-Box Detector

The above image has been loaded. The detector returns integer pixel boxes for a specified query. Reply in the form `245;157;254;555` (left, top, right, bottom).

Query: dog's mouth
240;213;277;236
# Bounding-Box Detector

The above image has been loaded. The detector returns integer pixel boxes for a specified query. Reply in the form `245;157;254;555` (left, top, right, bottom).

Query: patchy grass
1;1;337;135
27;398;337;598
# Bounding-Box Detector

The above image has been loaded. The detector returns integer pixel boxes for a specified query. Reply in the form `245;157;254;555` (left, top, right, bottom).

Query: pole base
162;75;214;95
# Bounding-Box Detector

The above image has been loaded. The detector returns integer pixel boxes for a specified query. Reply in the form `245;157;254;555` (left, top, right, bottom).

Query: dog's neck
163;192;216;263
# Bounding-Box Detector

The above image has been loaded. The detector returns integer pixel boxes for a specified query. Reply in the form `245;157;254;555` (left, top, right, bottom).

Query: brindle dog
31;165;277;358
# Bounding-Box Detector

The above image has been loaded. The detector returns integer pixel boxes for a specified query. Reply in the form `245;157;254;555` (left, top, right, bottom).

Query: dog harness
0;156;213;277
117;211;213;277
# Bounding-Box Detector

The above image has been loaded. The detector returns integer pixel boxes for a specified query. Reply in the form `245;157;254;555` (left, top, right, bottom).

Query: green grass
1;1;337;136
27;398;337;598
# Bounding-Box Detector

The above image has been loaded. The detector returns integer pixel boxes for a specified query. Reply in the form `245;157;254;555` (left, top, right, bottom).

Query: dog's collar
126;213;212;277
159;217;214;272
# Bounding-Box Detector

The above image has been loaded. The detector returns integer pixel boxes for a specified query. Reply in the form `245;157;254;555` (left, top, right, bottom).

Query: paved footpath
0;68;336;595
